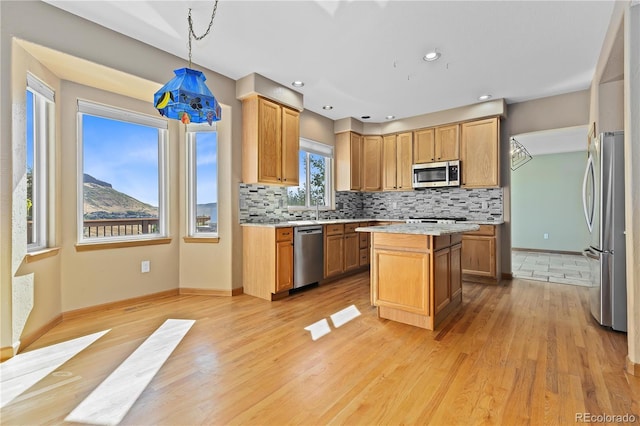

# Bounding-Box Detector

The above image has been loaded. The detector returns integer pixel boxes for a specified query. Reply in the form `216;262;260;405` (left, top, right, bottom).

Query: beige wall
300;109;336;146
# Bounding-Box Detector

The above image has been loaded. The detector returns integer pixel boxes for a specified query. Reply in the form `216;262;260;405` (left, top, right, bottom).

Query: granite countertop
241;218;503;228
355;223;481;236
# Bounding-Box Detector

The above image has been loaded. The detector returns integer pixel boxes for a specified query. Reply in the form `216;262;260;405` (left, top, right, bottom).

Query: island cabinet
362;135;383;191
413;124;459;164
242;95;299;186
370;232;463;330
335;132;363;191
462;224;501;284
382;132;413;191
243;226;294;300
460;117;500;188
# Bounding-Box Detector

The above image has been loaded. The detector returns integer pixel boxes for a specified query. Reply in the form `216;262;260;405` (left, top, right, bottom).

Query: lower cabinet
324;222;370;280
243;226;294;300
461;224;501;284
371;232;463;330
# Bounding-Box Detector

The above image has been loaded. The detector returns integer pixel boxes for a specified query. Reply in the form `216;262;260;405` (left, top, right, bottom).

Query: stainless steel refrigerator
582;131;627;331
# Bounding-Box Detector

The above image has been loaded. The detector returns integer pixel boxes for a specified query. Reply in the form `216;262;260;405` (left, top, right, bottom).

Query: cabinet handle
283;178;287;181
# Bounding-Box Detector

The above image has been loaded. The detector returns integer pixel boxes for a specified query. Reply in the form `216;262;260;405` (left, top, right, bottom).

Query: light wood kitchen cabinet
344;223;360;272
359;222;370;267
324;224;344;278
369;231;463;330
243;226;294;300
413;124;459;163
335;131;362;191
382;132;413;191
362;135;382;191
460;117;500;188
462;224;501;284
242;95;299;186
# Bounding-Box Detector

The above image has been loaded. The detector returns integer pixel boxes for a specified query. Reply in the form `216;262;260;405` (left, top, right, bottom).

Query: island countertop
355;222;480;236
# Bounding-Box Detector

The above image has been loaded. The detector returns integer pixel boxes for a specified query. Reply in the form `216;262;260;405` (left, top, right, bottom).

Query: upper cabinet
383;132;413;191
362;135;383;191
335;131;363;191
242;96;299;186
413;124;459;164
460;117;500;188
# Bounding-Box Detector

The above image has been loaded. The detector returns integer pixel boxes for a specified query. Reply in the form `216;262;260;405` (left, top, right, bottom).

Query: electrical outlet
543;233;549;240
392;201;397;209
481;201;488;210
141;260;150;273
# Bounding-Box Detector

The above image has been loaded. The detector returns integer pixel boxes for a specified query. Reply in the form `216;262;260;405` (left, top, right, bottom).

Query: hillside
83;174;157;219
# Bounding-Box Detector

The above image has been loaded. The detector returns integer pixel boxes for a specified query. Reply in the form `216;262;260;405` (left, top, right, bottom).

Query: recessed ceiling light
385;115;395;120
361;115;371;120
322;105;333;110
292;81;304;87
423;50;441;62
478;94;492;101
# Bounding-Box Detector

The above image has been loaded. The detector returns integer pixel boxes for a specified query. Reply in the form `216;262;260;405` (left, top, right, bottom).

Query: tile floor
511;250;592;287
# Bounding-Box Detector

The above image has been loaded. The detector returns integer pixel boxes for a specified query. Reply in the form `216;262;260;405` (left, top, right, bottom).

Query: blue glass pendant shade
154;68;221;125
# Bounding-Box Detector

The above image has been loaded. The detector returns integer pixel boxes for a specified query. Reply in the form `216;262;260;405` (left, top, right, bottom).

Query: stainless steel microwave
412;160;460;188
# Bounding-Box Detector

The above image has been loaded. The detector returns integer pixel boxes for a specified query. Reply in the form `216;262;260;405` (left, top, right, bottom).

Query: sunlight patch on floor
0;329;110;408
64;319;194;426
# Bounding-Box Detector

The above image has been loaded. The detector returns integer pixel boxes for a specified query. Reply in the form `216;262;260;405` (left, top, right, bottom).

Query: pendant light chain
187;0;219;68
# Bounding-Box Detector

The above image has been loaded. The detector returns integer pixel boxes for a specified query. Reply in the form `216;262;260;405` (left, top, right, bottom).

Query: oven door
412;161;449;188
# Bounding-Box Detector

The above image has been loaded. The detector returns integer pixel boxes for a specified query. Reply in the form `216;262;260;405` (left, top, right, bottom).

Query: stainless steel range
405;216;467;224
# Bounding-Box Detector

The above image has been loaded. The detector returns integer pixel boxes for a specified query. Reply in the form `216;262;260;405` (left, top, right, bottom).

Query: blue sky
82;116;218;207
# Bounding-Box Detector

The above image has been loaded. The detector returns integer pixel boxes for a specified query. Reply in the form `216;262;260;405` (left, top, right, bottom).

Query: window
186;125;218;236
26;74;54;251
287;138;333;209
77;100;168;243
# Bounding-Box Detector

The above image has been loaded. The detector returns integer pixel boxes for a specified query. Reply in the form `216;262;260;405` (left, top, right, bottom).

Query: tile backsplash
239;183;503;223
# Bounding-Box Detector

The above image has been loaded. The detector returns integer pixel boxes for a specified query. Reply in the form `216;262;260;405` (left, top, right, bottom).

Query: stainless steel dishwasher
293;225;324;288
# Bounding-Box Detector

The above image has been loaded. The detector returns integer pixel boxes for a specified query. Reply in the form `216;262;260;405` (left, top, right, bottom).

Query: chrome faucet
315;199;320;220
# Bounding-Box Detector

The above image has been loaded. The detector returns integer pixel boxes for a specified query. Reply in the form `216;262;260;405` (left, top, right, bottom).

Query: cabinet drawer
325;224;344;236
359;248;369;266
345;223;358;233
465;224;495;236
276;227;293;241
359;232;369;249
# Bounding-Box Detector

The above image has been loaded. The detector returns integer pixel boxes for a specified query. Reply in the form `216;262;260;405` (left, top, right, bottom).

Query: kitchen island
356;223;480;330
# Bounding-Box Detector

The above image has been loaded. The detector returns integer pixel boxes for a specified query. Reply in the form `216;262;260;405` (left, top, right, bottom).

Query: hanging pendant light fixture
154;1;221;125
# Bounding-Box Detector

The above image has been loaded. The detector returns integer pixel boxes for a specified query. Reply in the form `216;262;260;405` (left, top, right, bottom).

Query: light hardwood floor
2;273;639;425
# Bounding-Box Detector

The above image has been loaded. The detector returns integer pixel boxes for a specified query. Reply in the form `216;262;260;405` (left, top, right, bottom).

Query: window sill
25;247;61;263
183;236;220;244
75;238;171;252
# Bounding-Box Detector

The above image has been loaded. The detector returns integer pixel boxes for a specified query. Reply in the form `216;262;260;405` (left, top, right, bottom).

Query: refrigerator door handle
582;154;595;232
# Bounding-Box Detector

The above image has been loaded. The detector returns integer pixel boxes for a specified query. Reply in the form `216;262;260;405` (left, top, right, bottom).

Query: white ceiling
512;125;588;156
43;0;614;124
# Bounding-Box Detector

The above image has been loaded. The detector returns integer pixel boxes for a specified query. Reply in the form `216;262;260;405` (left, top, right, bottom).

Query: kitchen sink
287;220;317;225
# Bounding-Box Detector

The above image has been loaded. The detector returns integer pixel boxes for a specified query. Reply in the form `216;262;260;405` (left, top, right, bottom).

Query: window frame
26;73;54;252
287;138;334;211
186;123;219;238
76;99;169;244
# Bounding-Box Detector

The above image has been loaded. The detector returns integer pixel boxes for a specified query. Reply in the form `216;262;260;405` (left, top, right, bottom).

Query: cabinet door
275;239;293;293
435;124;459;161
460;117;499;188
324;234;344;277
350;133;363;190
382;135;397;190
461;236;496;277
450;243;462;299
257;98;282;184
281;107;299;185
344;233;360;271
434;248;451;314
373;249;430;315
396;132;413;189
413;128;435;163
362;135;382;191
